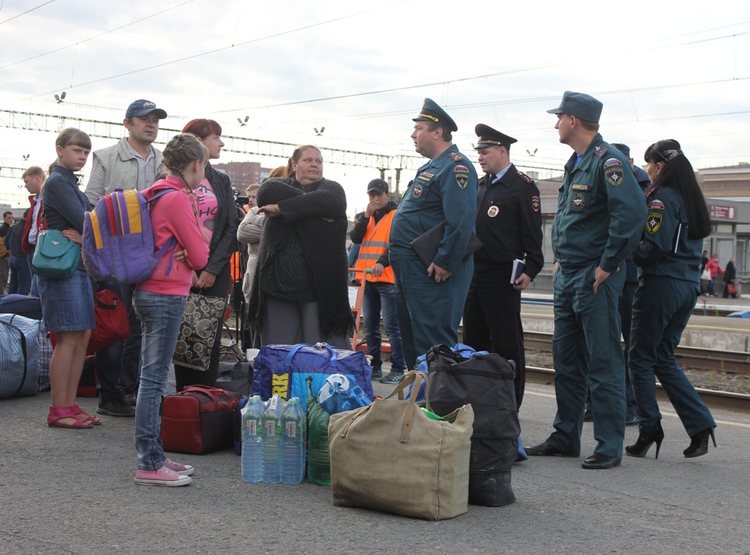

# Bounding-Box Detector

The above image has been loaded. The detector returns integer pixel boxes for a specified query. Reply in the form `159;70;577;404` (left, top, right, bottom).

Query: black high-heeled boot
625;421;665;459
683;427;717;458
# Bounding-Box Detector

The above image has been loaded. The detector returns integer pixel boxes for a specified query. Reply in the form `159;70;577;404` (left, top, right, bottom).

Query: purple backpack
82;188;177;283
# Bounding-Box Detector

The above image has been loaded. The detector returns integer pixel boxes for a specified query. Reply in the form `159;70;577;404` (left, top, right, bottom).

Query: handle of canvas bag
285;342;338;368
385;370;430;443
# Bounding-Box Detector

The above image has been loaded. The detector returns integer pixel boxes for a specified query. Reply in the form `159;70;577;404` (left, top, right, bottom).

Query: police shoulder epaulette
449;152;463;162
594;145;608;158
517;170;533;184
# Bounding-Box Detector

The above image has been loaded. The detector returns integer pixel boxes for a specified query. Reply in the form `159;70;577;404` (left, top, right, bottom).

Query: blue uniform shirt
551;134;646;273
633;187;701;287
390;144;477;271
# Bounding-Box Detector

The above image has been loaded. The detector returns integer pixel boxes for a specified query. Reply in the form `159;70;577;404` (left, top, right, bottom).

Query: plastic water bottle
261;394;283;484
280;398;306;485
241;396;264;483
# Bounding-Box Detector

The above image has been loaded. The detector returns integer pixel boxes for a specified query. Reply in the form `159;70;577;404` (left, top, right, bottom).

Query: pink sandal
71;404;102;426
47;406;93;429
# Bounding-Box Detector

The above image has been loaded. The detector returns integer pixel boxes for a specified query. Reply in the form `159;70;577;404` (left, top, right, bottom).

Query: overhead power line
0;1;194;71
0;0;54;26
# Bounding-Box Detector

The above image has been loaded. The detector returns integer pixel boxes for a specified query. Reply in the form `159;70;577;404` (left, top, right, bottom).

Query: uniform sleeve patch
605;167;625;187
646;212;662;234
454;165;469;173
604;158;623;168
531;196;540;212
455;172;469;189
648;199;665;210
517;170;533;184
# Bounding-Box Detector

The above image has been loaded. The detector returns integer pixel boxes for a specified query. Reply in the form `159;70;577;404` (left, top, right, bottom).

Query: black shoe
625;421;664;459
526;441;569;457
581;453;621;469
370;369;383;380
684;427;716;458
97;398;135;417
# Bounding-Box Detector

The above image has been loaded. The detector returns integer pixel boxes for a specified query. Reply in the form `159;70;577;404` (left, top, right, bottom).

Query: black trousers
462;264;525;408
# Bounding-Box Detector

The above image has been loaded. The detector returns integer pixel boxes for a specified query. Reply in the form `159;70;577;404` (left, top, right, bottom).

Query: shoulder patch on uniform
605;166;625;187
604;157;622;168
455;172;469;189
648;199;665;210
454;165;469;173
531;196;540;212
449;152;463;162
646;212;662;234
594;145;608;158
517;170;533;184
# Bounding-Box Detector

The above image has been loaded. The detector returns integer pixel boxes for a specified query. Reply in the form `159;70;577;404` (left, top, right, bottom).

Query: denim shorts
38;267;95;332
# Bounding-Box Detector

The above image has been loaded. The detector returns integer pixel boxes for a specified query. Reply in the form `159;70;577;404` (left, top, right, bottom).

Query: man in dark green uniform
526;91;646;469
388;98;477;378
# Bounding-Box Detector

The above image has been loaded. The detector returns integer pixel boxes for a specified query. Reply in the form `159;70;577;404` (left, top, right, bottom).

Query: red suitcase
160;385;241;455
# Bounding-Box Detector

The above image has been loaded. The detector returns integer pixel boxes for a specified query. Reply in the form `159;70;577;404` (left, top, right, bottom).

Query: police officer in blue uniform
627;139;716;460
462;124;543;408
389;98;477;376
526;92;646;469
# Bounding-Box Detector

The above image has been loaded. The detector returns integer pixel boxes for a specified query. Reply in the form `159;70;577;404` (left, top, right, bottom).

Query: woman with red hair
174;119;238;391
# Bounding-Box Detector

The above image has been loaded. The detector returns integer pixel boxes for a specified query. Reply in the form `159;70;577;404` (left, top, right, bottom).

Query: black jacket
474;164;544;278
201;163;239;276
249;177;353;338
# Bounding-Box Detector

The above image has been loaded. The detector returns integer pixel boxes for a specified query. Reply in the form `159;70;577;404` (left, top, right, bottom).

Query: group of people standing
26;89;721;487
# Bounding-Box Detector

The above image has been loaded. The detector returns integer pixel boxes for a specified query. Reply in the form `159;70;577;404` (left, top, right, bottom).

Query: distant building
213;162;272;194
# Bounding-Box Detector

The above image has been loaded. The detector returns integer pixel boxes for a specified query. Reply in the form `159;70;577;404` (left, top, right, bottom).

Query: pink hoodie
136;175;209;296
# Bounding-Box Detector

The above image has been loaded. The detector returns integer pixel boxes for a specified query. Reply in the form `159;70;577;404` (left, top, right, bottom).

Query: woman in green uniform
626;139;716;460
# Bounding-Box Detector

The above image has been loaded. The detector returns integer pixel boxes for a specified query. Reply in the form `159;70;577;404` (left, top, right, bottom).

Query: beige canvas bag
329;370;473;520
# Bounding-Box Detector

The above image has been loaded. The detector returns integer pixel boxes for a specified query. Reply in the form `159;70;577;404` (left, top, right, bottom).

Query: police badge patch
488;205;499;218
571;193;585;212
455;172;469;189
531;196;540;212
646;212;662;234
605;166;624;187
413;183;424;198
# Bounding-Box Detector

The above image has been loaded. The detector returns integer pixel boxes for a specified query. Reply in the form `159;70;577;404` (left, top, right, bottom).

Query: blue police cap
125;99;167;119
547;91;602;123
611;143;631;157
413;98;457;133
474;124;517;150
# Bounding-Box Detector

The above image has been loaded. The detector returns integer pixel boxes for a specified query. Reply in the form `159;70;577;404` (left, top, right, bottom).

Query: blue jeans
362;281;405;372
133;290;186;471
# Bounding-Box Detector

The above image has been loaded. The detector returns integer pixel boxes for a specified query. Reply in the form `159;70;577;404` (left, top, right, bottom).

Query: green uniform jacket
632;187;702;287
390;144;477;271
551;134;646;273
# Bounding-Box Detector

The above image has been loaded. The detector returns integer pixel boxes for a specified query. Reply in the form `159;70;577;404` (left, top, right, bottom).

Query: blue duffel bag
251;343;373;412
0;313;41;399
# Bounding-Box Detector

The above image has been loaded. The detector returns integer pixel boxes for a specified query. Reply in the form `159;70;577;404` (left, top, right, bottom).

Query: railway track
524;331;750;374
526;366;750;415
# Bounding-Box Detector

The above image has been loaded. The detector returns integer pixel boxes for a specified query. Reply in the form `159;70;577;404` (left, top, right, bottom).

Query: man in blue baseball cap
526;91;646;469
83;99;168;418
387;98;477;379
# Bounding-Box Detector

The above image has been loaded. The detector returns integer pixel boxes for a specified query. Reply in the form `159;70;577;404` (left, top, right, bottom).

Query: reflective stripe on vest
355;210;395;283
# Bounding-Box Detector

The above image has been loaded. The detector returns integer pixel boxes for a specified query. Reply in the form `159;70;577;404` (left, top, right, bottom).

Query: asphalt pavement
2;375;749;555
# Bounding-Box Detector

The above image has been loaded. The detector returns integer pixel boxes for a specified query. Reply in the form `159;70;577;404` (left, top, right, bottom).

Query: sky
1;0;749;215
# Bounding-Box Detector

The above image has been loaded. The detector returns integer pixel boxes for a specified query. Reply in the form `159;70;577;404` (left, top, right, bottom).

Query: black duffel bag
426;344;520;507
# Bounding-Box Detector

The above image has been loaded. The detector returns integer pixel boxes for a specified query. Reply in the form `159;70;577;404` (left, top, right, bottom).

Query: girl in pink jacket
132;134;210;487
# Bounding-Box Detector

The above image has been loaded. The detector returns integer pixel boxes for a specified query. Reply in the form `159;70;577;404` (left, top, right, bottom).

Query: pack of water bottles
240;394;306;485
